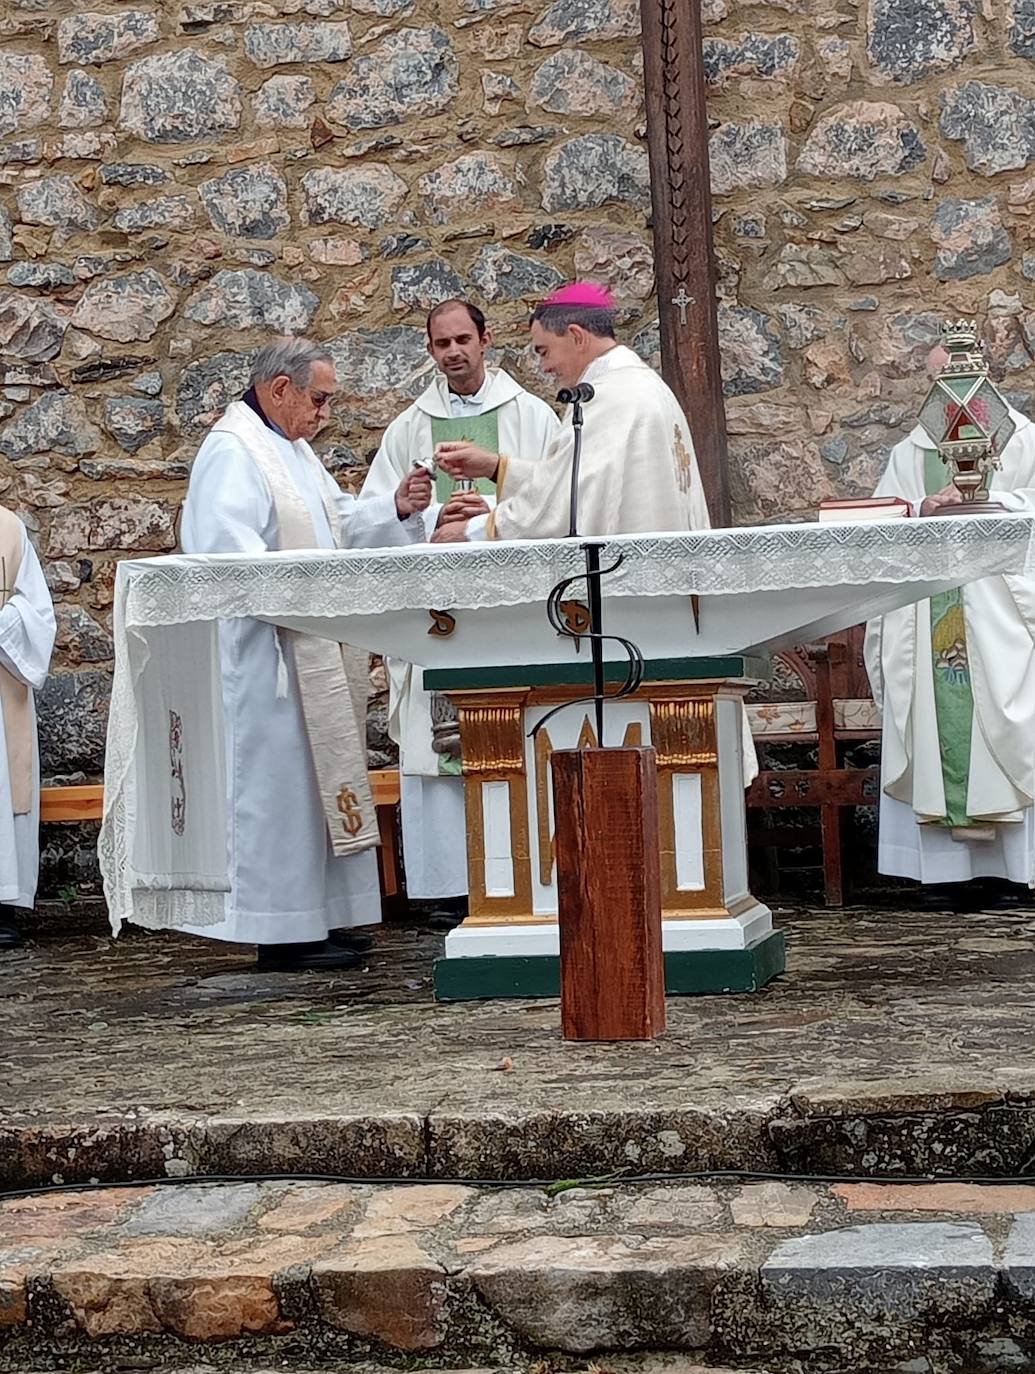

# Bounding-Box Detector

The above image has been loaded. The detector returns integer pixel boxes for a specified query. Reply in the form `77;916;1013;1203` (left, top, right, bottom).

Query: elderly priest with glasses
178;337;433;972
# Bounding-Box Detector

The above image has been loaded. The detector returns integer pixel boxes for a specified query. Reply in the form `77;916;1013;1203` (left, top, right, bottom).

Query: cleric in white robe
865;346;1035;886
179;337;432;972
360;299;559;922
0;508;55;949
432;282;712;541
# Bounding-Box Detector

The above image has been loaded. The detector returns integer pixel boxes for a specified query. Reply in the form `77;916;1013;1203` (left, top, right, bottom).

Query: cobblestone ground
4;896;1035;1182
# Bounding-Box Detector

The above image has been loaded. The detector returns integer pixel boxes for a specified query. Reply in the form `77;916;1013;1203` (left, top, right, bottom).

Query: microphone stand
567;393;585;539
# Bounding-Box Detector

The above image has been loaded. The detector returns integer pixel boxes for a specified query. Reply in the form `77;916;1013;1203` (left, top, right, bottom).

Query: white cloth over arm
0;530;54;906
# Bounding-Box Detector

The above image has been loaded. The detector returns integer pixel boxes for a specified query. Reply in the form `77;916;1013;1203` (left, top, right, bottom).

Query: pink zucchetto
541;281;616;310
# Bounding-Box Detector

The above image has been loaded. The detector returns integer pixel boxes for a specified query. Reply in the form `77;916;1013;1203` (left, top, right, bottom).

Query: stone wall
1;0;1033;784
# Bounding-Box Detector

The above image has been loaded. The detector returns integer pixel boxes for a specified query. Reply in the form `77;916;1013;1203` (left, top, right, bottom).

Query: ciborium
917;321;1013;514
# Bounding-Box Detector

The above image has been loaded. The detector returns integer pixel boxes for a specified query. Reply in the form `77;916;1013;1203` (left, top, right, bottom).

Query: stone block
731;1182;819;1227
530;50;638;116
0;295;67;362
710;122;788;195
469;1233;746;1352
58;71;107;130
420;152;520;224
120;1184;263;1236
104;396;165;452
0;391;101;460
353;1184;472;1239
749;1222;997;1360
541;134;647;212
797;101;926;180
71;270;176;343
0;54;53;138
390;259;465;312
120;51;242;143
718;304;783;397
0;209;10;264
175;348;254;432
313;1234;448;1350
113;197;196;233
244;21;352;67
931;196;1011;280
48;497;177;556
529;0;640;46
302;165;407;229
185;269;318;332
37;670;111;776
328;326;429;400
940;80;1035;176
55;605;113;665
254;75;315;129
867;0;974;82
470;243;563;302
326;27;457;130
199;164;290;239
57;10;160;65
16;176;98;232
703;32;800;89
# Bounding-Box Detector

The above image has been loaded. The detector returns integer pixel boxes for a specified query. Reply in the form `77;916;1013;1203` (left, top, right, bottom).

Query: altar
100;516;1035;1000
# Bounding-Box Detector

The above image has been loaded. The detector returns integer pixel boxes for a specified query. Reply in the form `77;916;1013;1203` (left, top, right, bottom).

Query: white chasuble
164;403;424;945
865;409;1035;884
0;518;54;908
362;370;559;899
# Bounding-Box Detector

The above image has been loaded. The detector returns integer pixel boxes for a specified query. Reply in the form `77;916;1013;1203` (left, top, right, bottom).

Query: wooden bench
41;771;405;901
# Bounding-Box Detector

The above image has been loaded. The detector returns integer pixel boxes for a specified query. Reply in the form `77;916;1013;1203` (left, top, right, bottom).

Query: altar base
429;656;786;1002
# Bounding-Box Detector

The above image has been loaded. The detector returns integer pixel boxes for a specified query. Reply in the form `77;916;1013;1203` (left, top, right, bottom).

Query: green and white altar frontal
100;516;1035;997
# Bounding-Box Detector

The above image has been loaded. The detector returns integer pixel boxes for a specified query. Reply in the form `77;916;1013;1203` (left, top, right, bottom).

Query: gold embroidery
336;786;364;836
673;425;694;494
169;709;186;837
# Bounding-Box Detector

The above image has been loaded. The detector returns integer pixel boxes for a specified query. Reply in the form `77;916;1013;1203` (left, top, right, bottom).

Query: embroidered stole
0;509;31;815
213;402;376;857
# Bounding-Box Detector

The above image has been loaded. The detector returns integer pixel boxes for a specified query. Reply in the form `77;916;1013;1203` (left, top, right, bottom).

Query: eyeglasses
289;380;335;409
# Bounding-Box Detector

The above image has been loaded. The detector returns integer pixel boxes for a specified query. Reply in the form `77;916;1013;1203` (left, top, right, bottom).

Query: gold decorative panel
649;696;717;768
452;691;527;777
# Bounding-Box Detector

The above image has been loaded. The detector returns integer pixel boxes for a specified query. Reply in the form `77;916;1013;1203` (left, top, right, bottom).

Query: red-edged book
818;496;912;523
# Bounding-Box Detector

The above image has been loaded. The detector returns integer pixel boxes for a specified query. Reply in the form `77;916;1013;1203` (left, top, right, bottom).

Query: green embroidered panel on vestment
429;411;499;506
923;448;975;827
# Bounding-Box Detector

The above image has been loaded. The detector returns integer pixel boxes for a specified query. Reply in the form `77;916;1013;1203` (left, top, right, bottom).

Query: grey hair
249;337;334;389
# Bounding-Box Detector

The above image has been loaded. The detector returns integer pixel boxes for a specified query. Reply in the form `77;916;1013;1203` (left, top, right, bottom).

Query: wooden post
640;0;731;526
551;746;666;1041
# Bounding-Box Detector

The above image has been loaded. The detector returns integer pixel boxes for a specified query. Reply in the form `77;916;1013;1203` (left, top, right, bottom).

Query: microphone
557;383;595;406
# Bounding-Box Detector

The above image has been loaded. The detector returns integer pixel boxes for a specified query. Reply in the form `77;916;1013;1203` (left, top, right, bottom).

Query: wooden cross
671;285;695;326
640;0;731;524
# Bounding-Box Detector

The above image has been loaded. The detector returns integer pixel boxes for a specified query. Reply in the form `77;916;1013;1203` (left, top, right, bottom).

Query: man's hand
920;483;963;517
435;441;499;482
430;519;470;544
437;491;490;527
396;467;433;518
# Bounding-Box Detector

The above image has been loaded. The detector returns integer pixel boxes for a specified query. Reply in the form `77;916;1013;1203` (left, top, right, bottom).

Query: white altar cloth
100;517;1035;933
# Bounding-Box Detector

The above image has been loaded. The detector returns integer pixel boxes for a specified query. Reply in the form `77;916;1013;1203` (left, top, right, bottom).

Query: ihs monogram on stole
336;786;364;836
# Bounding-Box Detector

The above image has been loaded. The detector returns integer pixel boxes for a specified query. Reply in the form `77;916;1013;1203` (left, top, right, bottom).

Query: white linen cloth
865;410;1035;884
99;519;1035;931
361;368;559;899
0;523;54;907
101;413;423;942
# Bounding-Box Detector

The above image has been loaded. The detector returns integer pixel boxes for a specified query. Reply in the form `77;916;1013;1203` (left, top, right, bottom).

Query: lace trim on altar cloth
116;517;1035;629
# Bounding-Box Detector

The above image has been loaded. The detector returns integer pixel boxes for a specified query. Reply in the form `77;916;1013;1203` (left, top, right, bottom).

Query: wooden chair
745;627;881;905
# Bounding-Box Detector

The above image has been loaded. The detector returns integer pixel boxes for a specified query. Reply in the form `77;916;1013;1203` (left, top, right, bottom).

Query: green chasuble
922;448;975;827
427;409;500;776
429;411;499;506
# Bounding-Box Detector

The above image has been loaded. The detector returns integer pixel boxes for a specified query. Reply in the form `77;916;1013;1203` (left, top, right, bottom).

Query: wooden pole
640;0;731;526
551;746;666;1041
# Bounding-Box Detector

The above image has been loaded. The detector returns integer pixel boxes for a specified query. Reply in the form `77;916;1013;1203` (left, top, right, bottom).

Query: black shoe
423;897;468;933
256;940;363;972
328;928;375;952
0;923;22;950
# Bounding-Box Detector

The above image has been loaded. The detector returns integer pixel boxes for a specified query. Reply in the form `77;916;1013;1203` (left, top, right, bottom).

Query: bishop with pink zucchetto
431;279;712;542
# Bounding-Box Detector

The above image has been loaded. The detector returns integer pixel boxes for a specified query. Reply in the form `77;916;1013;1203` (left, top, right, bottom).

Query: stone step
5;1179;1035;1372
